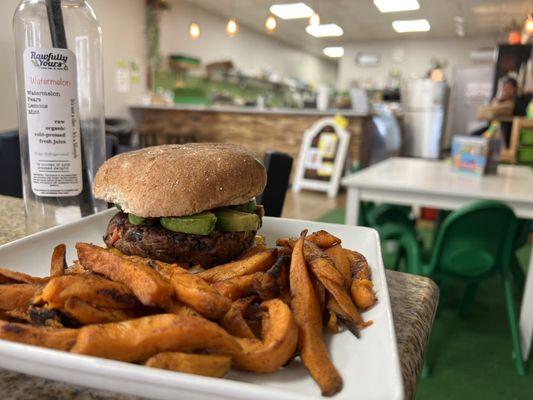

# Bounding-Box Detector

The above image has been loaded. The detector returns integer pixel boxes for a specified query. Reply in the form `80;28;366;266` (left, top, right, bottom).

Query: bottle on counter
13;0;106;234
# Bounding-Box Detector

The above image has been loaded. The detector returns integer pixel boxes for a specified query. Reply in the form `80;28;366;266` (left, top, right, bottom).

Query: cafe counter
129;104;373;170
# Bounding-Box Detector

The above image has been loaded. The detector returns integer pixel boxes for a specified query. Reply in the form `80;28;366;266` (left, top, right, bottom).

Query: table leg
345;188;360;225
519;249;533;361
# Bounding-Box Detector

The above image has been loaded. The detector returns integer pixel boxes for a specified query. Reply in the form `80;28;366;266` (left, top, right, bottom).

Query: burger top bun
93;143;267;218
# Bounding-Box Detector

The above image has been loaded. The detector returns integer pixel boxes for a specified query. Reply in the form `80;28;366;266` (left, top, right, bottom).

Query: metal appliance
402;79;448;158
443;65;494;150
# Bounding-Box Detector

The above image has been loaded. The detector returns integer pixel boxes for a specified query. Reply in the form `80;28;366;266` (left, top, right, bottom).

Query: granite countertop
128;103;372;117
0;195;438;400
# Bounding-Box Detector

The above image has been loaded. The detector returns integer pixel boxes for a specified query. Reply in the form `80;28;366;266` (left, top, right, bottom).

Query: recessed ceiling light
270;3;314;20
374;0;419;13
306;23;343;37
323;47;344;58
392;19;430;33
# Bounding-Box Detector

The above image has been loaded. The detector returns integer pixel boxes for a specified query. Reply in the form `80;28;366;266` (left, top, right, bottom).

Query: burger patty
105;212;257;267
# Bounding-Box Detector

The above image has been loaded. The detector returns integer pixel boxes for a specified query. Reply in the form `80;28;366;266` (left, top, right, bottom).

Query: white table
341;157;533;361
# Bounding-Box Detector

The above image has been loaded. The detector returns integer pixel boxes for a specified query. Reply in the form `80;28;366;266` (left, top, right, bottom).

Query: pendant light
189;0;200;39
265;14;277;33
526;13;533;34
226;18;239;36
189;22;200;39
309;0;320;26
226;0;239;37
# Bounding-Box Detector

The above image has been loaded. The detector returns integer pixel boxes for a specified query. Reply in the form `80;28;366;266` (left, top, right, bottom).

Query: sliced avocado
128;213;148;225
160;212;217;235
231;199;257;213
215;209;260;232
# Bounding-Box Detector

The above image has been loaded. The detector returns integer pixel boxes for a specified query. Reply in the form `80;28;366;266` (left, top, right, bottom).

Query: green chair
359;202;417;270
397;200;525;376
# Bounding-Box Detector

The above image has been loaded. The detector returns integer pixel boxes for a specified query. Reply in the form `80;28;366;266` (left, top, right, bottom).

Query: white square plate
0;210;403;400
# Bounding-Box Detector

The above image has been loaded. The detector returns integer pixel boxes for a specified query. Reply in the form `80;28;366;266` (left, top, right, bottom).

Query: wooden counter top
129;103;372;118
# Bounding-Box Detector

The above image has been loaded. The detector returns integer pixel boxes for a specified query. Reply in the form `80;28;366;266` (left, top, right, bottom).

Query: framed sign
292;117;350;198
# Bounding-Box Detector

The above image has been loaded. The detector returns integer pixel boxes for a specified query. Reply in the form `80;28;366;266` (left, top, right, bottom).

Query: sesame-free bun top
93;143;267;217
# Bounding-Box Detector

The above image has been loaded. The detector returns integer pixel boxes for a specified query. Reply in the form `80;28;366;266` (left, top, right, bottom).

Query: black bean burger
93;143;266;267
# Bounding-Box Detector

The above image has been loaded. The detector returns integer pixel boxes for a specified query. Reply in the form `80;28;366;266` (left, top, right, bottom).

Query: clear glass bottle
13;0;106;234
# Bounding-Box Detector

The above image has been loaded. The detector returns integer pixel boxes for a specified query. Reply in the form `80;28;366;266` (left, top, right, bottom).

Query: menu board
292;117;350;198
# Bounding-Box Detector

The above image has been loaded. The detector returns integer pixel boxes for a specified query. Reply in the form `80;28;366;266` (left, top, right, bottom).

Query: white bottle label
23;47;82;197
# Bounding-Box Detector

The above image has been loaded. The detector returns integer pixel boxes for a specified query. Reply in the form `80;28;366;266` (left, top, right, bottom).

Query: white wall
0;0;336;131
338;36;497;89
0;0;146;131
159;0;337;86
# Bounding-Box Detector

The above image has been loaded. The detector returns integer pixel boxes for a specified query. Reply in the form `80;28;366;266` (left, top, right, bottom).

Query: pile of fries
0;229;376;396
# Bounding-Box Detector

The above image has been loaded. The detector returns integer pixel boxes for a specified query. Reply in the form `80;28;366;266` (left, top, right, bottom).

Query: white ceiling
191;0;532;59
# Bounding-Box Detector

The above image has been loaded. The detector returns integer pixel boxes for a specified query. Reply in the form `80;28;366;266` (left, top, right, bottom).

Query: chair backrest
257;151;293;218
429;200;517;279
0;131;23;198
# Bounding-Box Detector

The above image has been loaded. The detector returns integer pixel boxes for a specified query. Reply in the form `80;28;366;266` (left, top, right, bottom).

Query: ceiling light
374;0;419;13
306;23;343;37
226;19;239;36
270;3;314;20
309;12;320;26
189;21;201;39
392;19;430;33
323;46;344;58
265;15;277;32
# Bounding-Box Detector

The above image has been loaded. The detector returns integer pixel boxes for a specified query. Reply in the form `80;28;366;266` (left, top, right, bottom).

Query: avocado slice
128;213;149;225
160;212;217;235
231;199;257;213
215;208;260;232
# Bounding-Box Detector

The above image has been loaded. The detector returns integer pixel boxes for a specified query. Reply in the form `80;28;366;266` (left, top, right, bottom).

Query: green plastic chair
397;200;525;376
359;202;417;270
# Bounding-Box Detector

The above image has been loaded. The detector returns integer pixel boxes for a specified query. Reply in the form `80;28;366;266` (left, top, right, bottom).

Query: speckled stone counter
0;195;438;400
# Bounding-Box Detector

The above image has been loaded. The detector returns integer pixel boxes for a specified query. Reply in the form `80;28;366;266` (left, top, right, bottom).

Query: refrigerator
443;65;494;150
402;79;448;159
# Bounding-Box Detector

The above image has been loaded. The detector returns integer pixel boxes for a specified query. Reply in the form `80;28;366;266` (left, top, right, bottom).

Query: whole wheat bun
93;143;266;217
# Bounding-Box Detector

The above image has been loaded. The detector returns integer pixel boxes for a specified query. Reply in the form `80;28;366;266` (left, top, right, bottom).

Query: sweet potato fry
324;245;351;289
327;309;339;334
28;305;75;328
198;249;277;283
233;299;298;373
345;249;377;310
76;243;173;307
253;255;291;301
65;261;88;275
0;267;46;285
345;249;371;280
212;273;261;301
350;279;376;310
62;297;139;325
276;231;341;250
121;255;187;281
170;273;231;320
289;230;342;397
0;284;40;311
71;313;241;362
50;244;66;277
35;274;140;310
220;296;257;339
165;300;201;318
0;320;78;351
305;242;366;336
145;352;232;378
307;230;342;249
